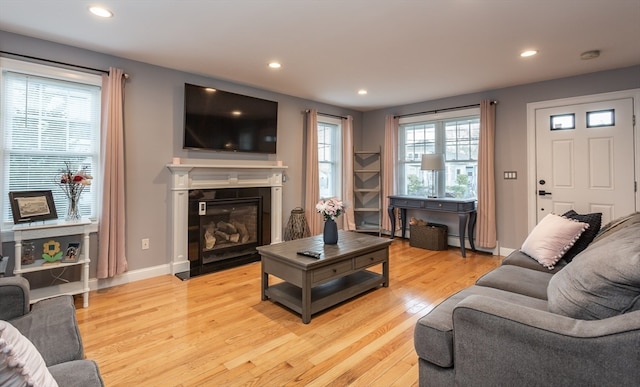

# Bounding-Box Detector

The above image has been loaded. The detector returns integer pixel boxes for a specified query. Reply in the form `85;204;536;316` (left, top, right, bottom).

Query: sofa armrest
452;295;640;387
0;276;30;320
9;295;84;366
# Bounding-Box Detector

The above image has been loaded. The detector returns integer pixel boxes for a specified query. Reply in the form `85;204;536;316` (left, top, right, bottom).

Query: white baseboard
88;264;173;291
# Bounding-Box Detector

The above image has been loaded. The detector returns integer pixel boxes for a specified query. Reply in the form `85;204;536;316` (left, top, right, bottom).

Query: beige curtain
382;115;399;235
97;67;128;278
477;100;497;249
342;115;356;231
304;109;323;235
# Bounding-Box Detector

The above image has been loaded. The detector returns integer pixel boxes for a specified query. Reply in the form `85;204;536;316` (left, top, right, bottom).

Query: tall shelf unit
353;148;382;236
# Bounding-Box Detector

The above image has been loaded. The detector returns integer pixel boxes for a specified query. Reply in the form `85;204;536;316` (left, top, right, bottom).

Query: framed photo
61;242;81;263
9;190;58;224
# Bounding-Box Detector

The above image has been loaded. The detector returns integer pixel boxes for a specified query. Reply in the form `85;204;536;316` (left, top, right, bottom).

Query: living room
1;1;639;385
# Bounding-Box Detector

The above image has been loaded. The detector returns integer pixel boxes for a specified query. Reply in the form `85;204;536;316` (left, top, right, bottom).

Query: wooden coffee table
257;231;391;323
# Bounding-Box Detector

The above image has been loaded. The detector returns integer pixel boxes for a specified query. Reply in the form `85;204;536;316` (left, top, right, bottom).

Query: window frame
0;58;102;232
317;116;342;199
398;107;480;198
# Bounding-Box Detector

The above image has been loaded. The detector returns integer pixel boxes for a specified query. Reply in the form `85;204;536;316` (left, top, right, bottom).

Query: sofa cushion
48;360;104;387
476;265;554;300
548;222;640;320
0;320;59;387
520;213;589;269
592;212;640;245
561;210;602;263
414;285;548;367
9;296;83;366
501;250;566;274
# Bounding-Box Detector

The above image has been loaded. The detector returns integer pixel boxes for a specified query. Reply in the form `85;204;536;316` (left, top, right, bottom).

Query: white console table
13;219;91;307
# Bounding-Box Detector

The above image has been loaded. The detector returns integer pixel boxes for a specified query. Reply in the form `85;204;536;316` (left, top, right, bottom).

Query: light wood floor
74;239;502;387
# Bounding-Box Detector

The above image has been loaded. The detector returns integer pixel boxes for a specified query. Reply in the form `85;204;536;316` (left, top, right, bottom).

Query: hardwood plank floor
74;239;502;386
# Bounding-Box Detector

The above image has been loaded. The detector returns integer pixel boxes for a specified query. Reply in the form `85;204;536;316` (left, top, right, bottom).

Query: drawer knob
333;269;337;273
438;203;442;207
369;257;374;261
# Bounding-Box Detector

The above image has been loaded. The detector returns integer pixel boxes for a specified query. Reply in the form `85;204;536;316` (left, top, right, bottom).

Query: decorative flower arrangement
58;161;93;220
316;197;344;221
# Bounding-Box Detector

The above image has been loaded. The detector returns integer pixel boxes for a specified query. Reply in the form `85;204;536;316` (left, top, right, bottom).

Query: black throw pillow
561;210;602;262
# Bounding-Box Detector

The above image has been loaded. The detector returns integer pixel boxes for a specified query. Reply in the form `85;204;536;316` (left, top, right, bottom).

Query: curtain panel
304;109;323;235
382;115;399;234
97;67;128;278
342;115;356;231
477;100;497;249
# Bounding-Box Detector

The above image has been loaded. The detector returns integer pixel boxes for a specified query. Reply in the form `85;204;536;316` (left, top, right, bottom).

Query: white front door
534;98;635;225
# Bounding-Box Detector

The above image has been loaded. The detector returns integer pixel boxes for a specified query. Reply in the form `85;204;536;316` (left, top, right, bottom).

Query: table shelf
13;219;91;307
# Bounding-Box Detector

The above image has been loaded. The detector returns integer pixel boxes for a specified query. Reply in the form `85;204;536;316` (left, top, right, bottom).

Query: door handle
538;190;552;196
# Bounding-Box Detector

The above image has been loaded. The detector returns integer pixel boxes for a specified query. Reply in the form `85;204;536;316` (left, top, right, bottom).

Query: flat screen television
183;83;278;154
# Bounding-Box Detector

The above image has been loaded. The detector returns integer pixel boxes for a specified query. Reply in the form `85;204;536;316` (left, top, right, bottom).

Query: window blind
1;70;101;223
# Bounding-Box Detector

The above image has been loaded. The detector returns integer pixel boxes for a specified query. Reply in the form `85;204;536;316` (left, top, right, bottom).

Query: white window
398;108;479;199
317;117;342;199
0;58;102;226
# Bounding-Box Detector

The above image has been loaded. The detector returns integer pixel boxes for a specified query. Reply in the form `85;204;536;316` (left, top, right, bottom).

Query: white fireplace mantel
167;160;287;274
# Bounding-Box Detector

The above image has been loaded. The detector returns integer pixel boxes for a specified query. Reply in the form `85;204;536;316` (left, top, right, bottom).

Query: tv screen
183;83;278;154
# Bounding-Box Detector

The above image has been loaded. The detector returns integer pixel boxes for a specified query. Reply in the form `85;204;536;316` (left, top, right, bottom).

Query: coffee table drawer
312;261;353;283
354;249;387;269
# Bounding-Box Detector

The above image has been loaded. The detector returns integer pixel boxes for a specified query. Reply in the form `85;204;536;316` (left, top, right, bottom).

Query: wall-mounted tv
183;83;278;154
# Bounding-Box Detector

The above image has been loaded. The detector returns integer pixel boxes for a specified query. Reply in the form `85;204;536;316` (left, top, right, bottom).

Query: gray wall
361;65;640;250
2;30;638;278
0;31;362;278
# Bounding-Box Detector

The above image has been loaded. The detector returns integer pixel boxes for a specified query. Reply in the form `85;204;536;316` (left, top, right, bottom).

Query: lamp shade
421;154;445;171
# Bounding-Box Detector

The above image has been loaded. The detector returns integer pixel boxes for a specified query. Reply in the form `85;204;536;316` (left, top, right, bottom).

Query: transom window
0;58;102;226
317;117;342;199
398;108;479;199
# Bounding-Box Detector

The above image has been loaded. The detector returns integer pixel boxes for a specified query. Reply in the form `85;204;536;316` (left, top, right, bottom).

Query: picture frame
9;190;58;224
61;242;81;263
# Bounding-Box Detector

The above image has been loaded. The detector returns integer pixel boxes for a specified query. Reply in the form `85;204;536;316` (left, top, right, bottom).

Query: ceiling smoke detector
580;50;600;60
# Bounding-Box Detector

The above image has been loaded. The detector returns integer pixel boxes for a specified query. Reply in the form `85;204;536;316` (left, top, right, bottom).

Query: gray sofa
0;276;104;386
414;212;640;386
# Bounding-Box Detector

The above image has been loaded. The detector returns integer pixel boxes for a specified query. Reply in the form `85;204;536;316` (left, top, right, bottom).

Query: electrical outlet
141;238;150;250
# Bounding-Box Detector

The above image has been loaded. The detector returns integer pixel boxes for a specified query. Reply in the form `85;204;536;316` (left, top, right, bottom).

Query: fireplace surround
167;160;286;277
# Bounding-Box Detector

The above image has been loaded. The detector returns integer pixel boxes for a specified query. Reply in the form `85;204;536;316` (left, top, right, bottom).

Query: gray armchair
0;276;104;386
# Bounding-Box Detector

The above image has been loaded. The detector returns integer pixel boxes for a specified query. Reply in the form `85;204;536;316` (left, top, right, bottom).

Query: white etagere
12;219;91;307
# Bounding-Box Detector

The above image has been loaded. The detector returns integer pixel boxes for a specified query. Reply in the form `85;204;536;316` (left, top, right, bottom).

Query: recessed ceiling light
89;6;113;18
358;89;368;95
268;62;282;69
231;110;242;116
520;50;538;57
205;88;216;92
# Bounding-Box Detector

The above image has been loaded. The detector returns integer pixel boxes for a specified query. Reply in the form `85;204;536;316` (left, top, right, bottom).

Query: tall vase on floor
323;218;339;245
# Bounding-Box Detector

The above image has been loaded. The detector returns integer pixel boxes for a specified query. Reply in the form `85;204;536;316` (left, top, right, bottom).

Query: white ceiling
1;0;639;111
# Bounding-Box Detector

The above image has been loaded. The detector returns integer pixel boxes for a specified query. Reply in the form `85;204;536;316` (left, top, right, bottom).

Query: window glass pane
1;68;101;224
586;109;615;128
399;113;479;198
550;114;575;130
317;120;341;199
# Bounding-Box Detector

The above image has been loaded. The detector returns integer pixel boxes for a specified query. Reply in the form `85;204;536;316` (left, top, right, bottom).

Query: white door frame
526;89;640;232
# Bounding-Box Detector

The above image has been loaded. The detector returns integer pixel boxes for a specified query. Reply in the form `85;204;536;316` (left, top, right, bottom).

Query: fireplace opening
182;188;271;278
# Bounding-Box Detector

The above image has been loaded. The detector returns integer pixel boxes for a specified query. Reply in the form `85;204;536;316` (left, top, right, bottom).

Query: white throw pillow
520;213;589;269
0;321;59;387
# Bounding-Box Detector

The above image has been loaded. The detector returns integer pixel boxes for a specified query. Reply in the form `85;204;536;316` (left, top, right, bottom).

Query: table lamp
421;154;445;198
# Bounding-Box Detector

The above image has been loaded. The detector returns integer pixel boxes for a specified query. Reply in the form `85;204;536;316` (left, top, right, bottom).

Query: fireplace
188;188;271;275
167;160;286;278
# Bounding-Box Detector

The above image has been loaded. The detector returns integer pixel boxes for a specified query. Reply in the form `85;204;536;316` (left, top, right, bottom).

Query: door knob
538;190;552;196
